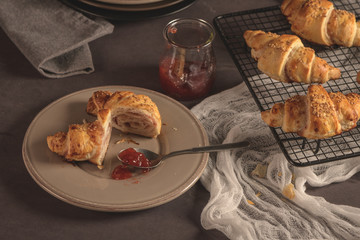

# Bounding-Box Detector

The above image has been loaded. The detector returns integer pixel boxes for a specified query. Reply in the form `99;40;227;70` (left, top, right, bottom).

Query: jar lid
163;18;215;49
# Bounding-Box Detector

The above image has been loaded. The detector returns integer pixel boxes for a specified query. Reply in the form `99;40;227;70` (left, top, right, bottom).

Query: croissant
243;30;340;84
261;85;360;139
87;90;161;138
47;109;112;167
281;0;360;47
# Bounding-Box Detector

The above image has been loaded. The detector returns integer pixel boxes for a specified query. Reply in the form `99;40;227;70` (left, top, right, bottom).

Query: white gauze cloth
191;82;360;240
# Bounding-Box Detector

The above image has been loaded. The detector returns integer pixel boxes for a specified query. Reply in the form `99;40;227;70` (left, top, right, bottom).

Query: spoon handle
163;141;250;159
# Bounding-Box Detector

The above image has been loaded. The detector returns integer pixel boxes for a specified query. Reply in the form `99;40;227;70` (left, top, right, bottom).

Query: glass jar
159;18;216;101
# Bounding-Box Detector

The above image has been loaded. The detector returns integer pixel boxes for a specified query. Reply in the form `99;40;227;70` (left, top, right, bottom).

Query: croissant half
281;0;360;47
47;109;112;167
87;90;161;138
243;30;340;84
261;85;360;139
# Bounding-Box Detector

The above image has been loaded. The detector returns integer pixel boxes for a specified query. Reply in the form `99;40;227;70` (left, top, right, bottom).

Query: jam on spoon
117;147;151;168
111;148;151;180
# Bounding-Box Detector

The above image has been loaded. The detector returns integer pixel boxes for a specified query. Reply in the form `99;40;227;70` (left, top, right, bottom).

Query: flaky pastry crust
261;85;360;139
87;90;161;138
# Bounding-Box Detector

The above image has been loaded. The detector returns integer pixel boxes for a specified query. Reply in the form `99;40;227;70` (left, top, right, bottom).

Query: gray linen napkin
0;0;114;78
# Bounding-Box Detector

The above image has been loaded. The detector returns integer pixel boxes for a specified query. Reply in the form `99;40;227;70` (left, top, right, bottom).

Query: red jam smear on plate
111;165;133;180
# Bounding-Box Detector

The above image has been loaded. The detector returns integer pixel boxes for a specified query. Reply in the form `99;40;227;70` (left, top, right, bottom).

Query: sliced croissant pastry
281;0;360;47
243;30;341;84
261;85;360;139
87;90;161;138
47;109;112;167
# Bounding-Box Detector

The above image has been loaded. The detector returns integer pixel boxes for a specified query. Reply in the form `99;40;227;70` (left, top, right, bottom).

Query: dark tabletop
1;0;359;239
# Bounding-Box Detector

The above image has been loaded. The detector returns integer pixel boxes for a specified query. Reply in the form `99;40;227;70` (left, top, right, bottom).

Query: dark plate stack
60;0;196;20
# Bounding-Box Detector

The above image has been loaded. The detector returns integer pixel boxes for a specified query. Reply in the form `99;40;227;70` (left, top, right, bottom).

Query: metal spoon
117;141;250;169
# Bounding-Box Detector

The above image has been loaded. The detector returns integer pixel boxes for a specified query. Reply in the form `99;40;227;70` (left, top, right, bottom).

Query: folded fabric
0;0;114;78
192;81;360;240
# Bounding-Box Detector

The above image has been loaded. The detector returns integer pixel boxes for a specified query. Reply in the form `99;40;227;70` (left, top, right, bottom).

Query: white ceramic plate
22;86;208;212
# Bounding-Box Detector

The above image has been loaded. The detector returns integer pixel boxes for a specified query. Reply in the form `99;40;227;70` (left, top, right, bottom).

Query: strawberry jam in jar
159;18;216;101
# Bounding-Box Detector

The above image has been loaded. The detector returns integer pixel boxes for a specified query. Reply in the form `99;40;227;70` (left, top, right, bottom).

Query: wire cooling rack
213;0;360;167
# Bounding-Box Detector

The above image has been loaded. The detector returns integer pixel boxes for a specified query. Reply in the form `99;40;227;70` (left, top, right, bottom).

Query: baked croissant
87;90;161;138
261;84;360;139
281;0;360;47
243;30;340;84
47;109;112;167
